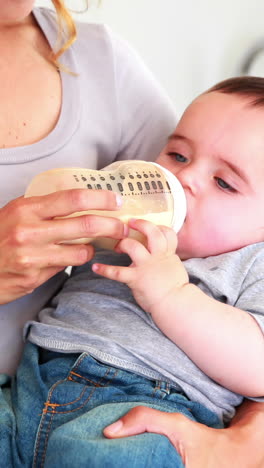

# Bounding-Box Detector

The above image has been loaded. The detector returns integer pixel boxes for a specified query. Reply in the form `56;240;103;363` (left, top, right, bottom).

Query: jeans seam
39;409;55;468
71;352;88;373
33;377;64;468
42;367;116;411
68;370;111;387
33;365;119;466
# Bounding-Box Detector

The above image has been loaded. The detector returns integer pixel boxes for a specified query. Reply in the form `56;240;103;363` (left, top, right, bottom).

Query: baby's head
156;76;264;260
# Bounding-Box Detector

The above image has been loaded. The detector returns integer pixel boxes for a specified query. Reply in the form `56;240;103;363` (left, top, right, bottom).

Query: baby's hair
51;0;77;69
207;76;264;107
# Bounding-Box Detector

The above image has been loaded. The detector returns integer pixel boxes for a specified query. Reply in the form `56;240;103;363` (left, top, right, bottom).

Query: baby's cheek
177;220;226;258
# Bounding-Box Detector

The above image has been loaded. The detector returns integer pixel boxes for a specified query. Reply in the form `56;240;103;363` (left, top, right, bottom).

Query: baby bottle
25;160;186;248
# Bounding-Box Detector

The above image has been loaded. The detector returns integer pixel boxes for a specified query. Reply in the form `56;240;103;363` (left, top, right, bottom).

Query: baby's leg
0;343;80;468
36;353;222;467
43;401;185;468
33;354;195;468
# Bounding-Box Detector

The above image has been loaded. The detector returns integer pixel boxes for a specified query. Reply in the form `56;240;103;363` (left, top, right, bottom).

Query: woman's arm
104;400;264;468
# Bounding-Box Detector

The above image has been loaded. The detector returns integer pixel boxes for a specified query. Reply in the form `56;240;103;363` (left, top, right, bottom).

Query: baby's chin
176;239;208;260
178;251;197;261
175;228;194;260
178;249;209;260
176;244;195;260
176;225;219;259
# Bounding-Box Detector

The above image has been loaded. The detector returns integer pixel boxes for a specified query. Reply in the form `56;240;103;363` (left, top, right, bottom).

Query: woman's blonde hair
50;0;77;68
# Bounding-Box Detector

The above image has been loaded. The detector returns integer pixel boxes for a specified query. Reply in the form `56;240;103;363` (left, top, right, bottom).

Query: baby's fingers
115;237;150;265
92;262;135;285
158;226;178;254
128;219;177;254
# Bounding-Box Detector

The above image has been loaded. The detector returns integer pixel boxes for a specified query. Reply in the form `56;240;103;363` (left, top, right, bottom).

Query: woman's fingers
1;243;95;302
16;215;128;245
104;406;256;468
103;406;187;444
1;266;66;300
57;214;128;243
8;243;95;273
25;189;123;219
103;406;219;468
4;194;127;245
0;190;125;303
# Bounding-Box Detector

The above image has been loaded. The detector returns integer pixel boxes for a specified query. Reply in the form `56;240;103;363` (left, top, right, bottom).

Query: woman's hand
92;218;188;314
0;189;126;304
104;403;264;468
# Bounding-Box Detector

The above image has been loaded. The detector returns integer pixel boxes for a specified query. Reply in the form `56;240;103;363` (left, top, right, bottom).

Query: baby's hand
92;218;189;314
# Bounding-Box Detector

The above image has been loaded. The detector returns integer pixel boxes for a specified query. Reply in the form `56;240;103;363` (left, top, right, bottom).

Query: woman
0;0;176;375
0;1;262;466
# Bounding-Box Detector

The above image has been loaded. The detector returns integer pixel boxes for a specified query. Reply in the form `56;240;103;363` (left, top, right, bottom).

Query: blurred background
36;0;264;117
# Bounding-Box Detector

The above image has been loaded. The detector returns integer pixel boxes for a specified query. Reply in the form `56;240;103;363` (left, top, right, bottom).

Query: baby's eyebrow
168;134;189;143
219;158;250;185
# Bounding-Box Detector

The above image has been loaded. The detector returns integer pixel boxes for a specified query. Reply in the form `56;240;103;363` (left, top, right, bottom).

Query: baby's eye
167;152;188;163
215;177;236;192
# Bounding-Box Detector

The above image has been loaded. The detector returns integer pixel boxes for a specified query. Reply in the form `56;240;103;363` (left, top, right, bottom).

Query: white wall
36;0;264;116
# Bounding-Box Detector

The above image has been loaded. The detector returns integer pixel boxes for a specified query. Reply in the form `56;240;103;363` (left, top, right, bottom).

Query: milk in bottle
25;160;186;248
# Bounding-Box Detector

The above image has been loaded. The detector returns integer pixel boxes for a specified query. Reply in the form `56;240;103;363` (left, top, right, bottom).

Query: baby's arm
92;219;264;397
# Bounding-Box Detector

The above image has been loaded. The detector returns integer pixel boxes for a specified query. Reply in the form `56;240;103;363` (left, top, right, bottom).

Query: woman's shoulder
34;7;138;60
34;7;108;42
74;18;153;75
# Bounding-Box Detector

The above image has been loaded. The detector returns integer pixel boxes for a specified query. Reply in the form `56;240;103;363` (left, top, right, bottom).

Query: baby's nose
176;166;201;195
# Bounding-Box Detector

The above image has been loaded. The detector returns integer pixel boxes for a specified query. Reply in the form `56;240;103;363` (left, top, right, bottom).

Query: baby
23;76;264;467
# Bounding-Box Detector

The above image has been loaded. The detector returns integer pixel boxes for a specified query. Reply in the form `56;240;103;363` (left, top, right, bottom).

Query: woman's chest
0;52;62;148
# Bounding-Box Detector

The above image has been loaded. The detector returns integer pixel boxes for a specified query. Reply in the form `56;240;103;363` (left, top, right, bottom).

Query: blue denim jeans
0;343;221;468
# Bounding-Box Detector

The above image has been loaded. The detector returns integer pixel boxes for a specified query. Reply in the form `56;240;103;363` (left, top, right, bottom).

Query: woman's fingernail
106;420;123;434
123;224;129;236
116;194;123;207
128;218;137;227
